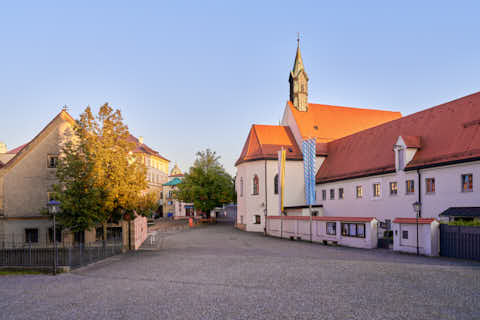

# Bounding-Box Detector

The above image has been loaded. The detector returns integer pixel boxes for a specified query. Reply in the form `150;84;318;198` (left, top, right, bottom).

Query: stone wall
131;215;148;250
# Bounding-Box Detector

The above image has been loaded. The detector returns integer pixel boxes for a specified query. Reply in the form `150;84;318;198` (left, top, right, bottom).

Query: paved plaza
1;223;479;320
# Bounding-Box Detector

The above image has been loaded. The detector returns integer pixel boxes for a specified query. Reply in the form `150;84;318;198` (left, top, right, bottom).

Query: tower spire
293;33;304;74
289;34;309;112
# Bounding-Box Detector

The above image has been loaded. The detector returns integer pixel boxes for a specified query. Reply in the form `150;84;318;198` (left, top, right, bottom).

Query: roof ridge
325;90;480;146
306;102;401;114
251;125;265;158
393;90;480;122
316;90;480;184
1;110;73;172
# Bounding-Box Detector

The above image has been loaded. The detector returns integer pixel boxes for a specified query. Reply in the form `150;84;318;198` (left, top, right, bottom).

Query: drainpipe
417;169;422;218
416;169;422;256
264;160;268;236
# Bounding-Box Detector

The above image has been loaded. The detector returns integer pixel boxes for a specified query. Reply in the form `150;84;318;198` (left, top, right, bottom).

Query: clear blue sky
1;1;479;175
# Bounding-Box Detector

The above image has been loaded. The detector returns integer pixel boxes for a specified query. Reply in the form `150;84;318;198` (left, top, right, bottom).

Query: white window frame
356;186;363;199
406;180;415;195
47;155;59;168
373;183;381;198
425;177;435;194
326;222;336;235
389;182;398;196
461;174;473;192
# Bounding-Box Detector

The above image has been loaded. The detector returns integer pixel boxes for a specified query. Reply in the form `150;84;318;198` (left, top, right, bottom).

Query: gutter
417;169;422;218
264;160;268;236
405;155;480;171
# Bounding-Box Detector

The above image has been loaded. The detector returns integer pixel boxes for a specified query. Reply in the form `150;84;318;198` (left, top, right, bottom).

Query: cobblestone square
1;224;479;320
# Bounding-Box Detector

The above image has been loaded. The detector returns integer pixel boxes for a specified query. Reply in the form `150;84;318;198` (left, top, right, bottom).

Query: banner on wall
302;138;316;205
277;148;286;214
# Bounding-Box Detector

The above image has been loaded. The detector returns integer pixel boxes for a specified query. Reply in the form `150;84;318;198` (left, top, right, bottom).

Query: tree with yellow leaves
54;104;153;235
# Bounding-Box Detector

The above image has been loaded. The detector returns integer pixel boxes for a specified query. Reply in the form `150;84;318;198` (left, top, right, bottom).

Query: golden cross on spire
297;32;300;46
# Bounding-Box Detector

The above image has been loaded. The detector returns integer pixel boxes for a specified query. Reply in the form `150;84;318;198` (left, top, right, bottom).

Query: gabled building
0;109;166;248
236;42;480;256
235;42;401;232
127;134;170;212
0;110;75;243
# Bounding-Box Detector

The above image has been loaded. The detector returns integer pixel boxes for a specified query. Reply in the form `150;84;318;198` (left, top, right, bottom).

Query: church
235;42;480;256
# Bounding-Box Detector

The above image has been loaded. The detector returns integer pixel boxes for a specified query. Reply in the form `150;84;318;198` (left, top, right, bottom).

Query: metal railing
0;238;123;269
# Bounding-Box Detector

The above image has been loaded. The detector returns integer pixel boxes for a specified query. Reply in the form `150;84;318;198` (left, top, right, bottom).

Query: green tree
54;104;148;233
175;149;235;214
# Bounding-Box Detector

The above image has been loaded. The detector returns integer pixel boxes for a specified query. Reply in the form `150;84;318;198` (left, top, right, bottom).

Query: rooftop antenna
61;104;70;112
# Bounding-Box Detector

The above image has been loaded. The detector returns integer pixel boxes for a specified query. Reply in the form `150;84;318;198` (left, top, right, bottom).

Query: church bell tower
289;37;309;112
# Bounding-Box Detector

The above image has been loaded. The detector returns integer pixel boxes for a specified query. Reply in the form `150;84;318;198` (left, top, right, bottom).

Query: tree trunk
102;223;107;241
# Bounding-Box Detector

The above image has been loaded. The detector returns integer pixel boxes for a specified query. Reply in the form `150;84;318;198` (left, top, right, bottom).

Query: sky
1;1;479;175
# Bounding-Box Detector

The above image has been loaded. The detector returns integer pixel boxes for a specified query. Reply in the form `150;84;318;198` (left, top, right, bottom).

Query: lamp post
412;201;422;256
47;200;60;275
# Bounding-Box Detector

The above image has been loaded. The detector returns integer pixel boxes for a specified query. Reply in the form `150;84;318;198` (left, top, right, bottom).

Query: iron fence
0;238;124;269
440;224;480;261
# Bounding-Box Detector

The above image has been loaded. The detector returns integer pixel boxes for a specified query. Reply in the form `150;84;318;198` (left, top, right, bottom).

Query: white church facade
235;43;480;256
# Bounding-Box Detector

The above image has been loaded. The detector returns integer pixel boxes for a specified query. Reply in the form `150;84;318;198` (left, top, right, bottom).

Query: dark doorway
107;227;123;242
74;231;85;245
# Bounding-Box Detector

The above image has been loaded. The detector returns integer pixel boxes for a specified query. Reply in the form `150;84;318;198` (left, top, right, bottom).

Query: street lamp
47;200;60;275
412;201;421;256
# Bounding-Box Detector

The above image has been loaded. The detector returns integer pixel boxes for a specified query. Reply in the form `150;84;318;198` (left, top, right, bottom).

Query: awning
439;207;480;218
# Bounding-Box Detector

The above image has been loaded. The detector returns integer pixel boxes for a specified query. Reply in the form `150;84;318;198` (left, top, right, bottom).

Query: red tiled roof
393;218;436;224
313;216;375;222
316;143;328;156
288;101;402;143
6;143;28;154
235;125;302;166
267;216;375;222
267;216;310;220
317;91;480;183
127;135;169;162
402;135;422;148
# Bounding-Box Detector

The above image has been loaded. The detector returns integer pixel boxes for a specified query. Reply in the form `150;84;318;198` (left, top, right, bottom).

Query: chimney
0;142;6;154
138;136;144;144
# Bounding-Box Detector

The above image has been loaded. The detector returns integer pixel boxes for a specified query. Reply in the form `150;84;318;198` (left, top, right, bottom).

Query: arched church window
252;175;259;195
274;174;279;194
240;178;244;197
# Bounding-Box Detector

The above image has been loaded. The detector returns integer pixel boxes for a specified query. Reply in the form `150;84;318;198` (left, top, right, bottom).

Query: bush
447;219;480;227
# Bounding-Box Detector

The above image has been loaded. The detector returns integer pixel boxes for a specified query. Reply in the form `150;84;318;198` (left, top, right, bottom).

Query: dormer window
395;136;421;171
